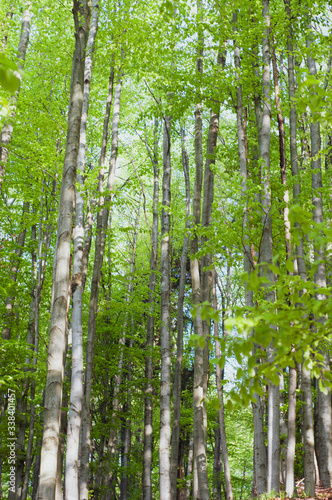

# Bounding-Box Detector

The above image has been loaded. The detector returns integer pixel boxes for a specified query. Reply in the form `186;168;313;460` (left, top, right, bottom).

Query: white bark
38;2;90;498
143;119;159;500
170;127;191;498
79;76;121;500
307;29;332;489
159;112;172;500
65;3;98;499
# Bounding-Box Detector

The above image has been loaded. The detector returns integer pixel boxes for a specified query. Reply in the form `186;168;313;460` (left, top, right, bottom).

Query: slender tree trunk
38;2;90;498
104;204;140;499
170;127;191;498
79;75;121;500
259;1;279;492
271;41;291;261
159;108;172;500
191;9;209;497
14;223;38;500
0;1;31;195
120;328;134;500
22;198;53;500
186;434;194;500
283;1;315;493
285;366;296;496
65;4;98;499
143;119;159;500
302;364;316;495
213;271;233;500
213;422;222;500
306;30;332;489
234;16;266;494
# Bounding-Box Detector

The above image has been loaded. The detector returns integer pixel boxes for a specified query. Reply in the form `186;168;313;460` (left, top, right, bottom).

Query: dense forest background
0;0;332;499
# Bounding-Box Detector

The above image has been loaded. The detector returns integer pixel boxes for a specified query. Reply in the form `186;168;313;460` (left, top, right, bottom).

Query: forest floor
272;483;332;500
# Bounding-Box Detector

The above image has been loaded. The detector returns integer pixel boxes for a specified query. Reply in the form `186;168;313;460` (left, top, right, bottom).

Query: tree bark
213;271;233;500
170;127;191;498
79;75;121;500
234;15;266;494
65;4;98;499
259;1;279;492
38;2;90;498
159;109;172;500
306;29;332;489
285;366;296;496
271;41;291;262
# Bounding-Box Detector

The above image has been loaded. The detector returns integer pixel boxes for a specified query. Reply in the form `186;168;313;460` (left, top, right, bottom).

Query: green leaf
285;258;294;273
198;336;206;349
0;66;20;93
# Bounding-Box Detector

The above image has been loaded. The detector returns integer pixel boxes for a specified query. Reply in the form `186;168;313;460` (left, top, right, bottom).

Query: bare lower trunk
79;76;121;500
285;366;296;496
213;272;233;500
170;127;191;498
143;119;159;500
213;422;222;500
302;364;315;495
159;112;172;500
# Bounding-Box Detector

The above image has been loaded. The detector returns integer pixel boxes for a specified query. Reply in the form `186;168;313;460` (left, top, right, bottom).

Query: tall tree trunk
283;1;314;494
191;7;210;497
120;330;134;500
271;41;291;261
143;118;159;500
65;4;99;499
213;422;222;500
14;223;38;500
38;2;90;498
285;366;296;496
259;0;279;492
170;127;191;498
159;109;172;500
0;1;31;195
306;28;332;489
22;190;54;500
213;271;233;500
104;204;140;499
79;75;121;500
234;15;266;494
